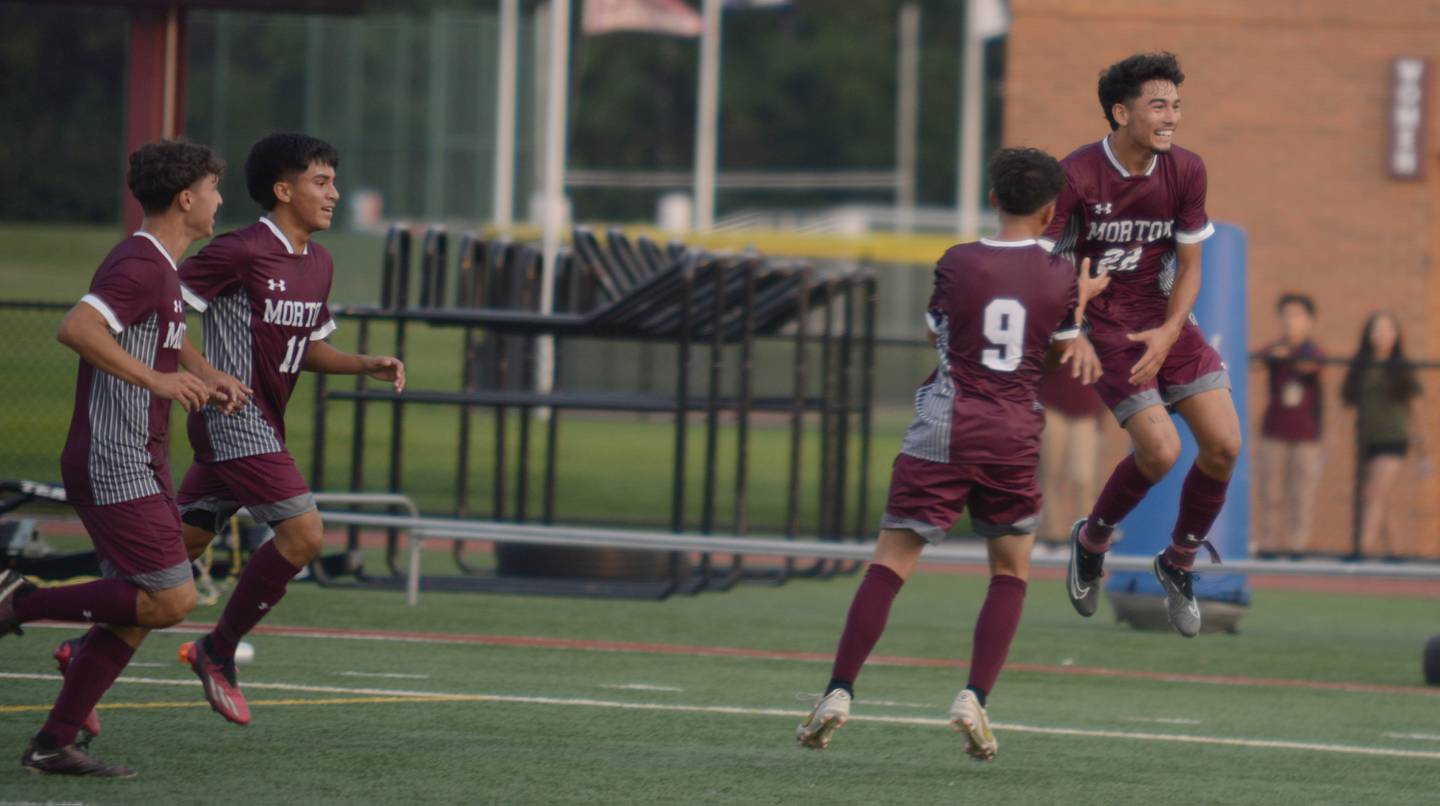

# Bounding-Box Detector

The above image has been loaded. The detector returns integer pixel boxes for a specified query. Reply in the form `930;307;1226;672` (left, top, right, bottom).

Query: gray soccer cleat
949;690;997;761
1066;519;1105;617
796;689;851;750
1153;552;1201;638
21;740;137;779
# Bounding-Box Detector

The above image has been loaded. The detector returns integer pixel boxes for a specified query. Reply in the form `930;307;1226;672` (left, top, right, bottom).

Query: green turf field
2;561;1438;804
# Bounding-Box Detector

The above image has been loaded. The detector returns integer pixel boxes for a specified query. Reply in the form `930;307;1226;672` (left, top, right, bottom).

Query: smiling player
1042;53;1243;637
171;133;405;725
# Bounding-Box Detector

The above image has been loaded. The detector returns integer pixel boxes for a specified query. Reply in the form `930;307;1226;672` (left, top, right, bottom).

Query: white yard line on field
338;671;432;680
599;684;684;692
2;672;1438;761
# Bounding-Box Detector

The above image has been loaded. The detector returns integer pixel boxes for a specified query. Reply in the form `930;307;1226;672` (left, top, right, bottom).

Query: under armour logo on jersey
268;279;287;292
258;602;270;611
1092;202;1113;215
83;609;93;621
173;300;184;313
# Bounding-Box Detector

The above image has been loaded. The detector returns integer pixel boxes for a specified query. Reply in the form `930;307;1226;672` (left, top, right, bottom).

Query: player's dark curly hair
126;139;225;215
1098;52;1185;131
987;147;1066;216
245;132;340;211
1342;312;1421;405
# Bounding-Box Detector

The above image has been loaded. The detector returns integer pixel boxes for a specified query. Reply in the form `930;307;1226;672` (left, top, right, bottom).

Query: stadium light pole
492;0;519;229
693;0;723;232
894;3;920;234
956;0;1008;238
536;0;571;397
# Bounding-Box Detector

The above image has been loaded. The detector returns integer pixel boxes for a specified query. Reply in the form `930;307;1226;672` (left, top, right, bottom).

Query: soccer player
1044;53;1243;637
796;148;1107;761
0;139;248;777
172;132;405;725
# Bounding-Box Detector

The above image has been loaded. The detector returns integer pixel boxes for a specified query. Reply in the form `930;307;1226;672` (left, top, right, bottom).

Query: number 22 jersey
179;217;337;463
1039;137;1213;331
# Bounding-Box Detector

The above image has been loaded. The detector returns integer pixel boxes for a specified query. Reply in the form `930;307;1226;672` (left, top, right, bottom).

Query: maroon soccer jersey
60;233;195;505
1040;137;1213;330
901;238;1079;467
1260;340;1325;441
179;218;336;462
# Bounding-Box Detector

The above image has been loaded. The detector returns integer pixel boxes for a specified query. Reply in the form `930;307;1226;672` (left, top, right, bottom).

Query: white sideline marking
3;672;1438;761
600;684;683;692
338;672;432;680
1124;717;1203;726
1384;732;1440;742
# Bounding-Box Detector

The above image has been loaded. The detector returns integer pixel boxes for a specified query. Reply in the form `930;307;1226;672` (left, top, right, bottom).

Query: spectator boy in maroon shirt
1256;294;1325;557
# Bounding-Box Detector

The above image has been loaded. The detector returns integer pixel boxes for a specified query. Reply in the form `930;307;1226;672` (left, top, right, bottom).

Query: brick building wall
1005;0;1440;557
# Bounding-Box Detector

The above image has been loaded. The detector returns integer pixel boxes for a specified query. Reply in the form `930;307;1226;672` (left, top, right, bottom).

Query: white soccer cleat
949;689;998;761
796;689;851;750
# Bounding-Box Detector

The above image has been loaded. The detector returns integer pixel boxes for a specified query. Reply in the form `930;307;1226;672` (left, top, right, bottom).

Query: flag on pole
968;0;1010;41
583;0;705;37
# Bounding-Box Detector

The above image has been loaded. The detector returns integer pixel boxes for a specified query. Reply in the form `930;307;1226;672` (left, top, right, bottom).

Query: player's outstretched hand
364;355;406;393
205;370;253;415
1076;257;1110;321
148;371;210;413
1125;323;1181;385
1060;333;1103;385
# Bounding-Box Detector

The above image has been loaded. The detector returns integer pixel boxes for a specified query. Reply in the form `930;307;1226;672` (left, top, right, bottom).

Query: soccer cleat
54;638;102;741
1066;519;1105;618
21;739;136;778
182;638;251;726
795;688;851;750
0;569;33;638
949;689;997;761
1153;552;1201;638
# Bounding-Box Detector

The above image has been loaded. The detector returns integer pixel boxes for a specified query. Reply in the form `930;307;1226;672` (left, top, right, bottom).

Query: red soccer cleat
181;638;251;726
53;638;102;741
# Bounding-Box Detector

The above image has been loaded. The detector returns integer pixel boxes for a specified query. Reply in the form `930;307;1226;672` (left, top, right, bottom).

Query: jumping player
172;132;405;725
796;148;1107;761
0;140;247;777
1043;53;1243;637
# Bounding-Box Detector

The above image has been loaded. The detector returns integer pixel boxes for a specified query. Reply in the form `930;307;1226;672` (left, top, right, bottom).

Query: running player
0;140;247;777
796;147;1107;761
173;132;405;725
1043;53;1243;637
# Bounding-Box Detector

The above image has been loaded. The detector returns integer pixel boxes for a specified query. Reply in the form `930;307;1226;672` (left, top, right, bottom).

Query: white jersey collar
133;230;178;271
1101;135;1157;179
979;237;1039;248
259;216;309;255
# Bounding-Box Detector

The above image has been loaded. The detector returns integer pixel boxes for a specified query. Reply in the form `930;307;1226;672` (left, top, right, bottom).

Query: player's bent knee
274;513;325;564
142;583;198;628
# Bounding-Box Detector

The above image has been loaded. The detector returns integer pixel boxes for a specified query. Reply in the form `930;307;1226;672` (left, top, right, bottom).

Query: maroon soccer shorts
1089;320;1230;425
880;453;1041;543
75;493;191;592
176;450;316;531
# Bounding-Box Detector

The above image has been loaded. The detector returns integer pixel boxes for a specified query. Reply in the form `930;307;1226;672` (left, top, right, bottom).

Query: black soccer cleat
21;740;137;779
1066;519;1105;617
1153;552;1202;638
0;569;34;639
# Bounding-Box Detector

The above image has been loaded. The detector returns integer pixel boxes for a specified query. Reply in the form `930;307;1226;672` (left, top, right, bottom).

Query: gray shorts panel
1112;389;1165;427
245;492;317;525
972;513;1041;538
1161;369;1232;407
878;513;948;544
99;557;192;593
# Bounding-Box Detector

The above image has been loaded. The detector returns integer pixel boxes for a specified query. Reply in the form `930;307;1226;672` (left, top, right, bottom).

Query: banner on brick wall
1389;56;1430;180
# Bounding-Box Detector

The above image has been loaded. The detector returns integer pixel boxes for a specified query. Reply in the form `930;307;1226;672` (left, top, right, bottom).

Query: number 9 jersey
178;217;337;463
901;238;1079;468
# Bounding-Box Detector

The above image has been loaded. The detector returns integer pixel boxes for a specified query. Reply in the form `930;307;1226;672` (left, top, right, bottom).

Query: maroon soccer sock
1083;454;1158;552
1164;464;1230;570
828;563;905;693
13;578;139;626
209;540;301;660
965;575;1028;701
38;626;134;748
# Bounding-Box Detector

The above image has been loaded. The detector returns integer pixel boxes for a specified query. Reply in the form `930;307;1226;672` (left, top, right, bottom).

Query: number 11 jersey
179;217;336;463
